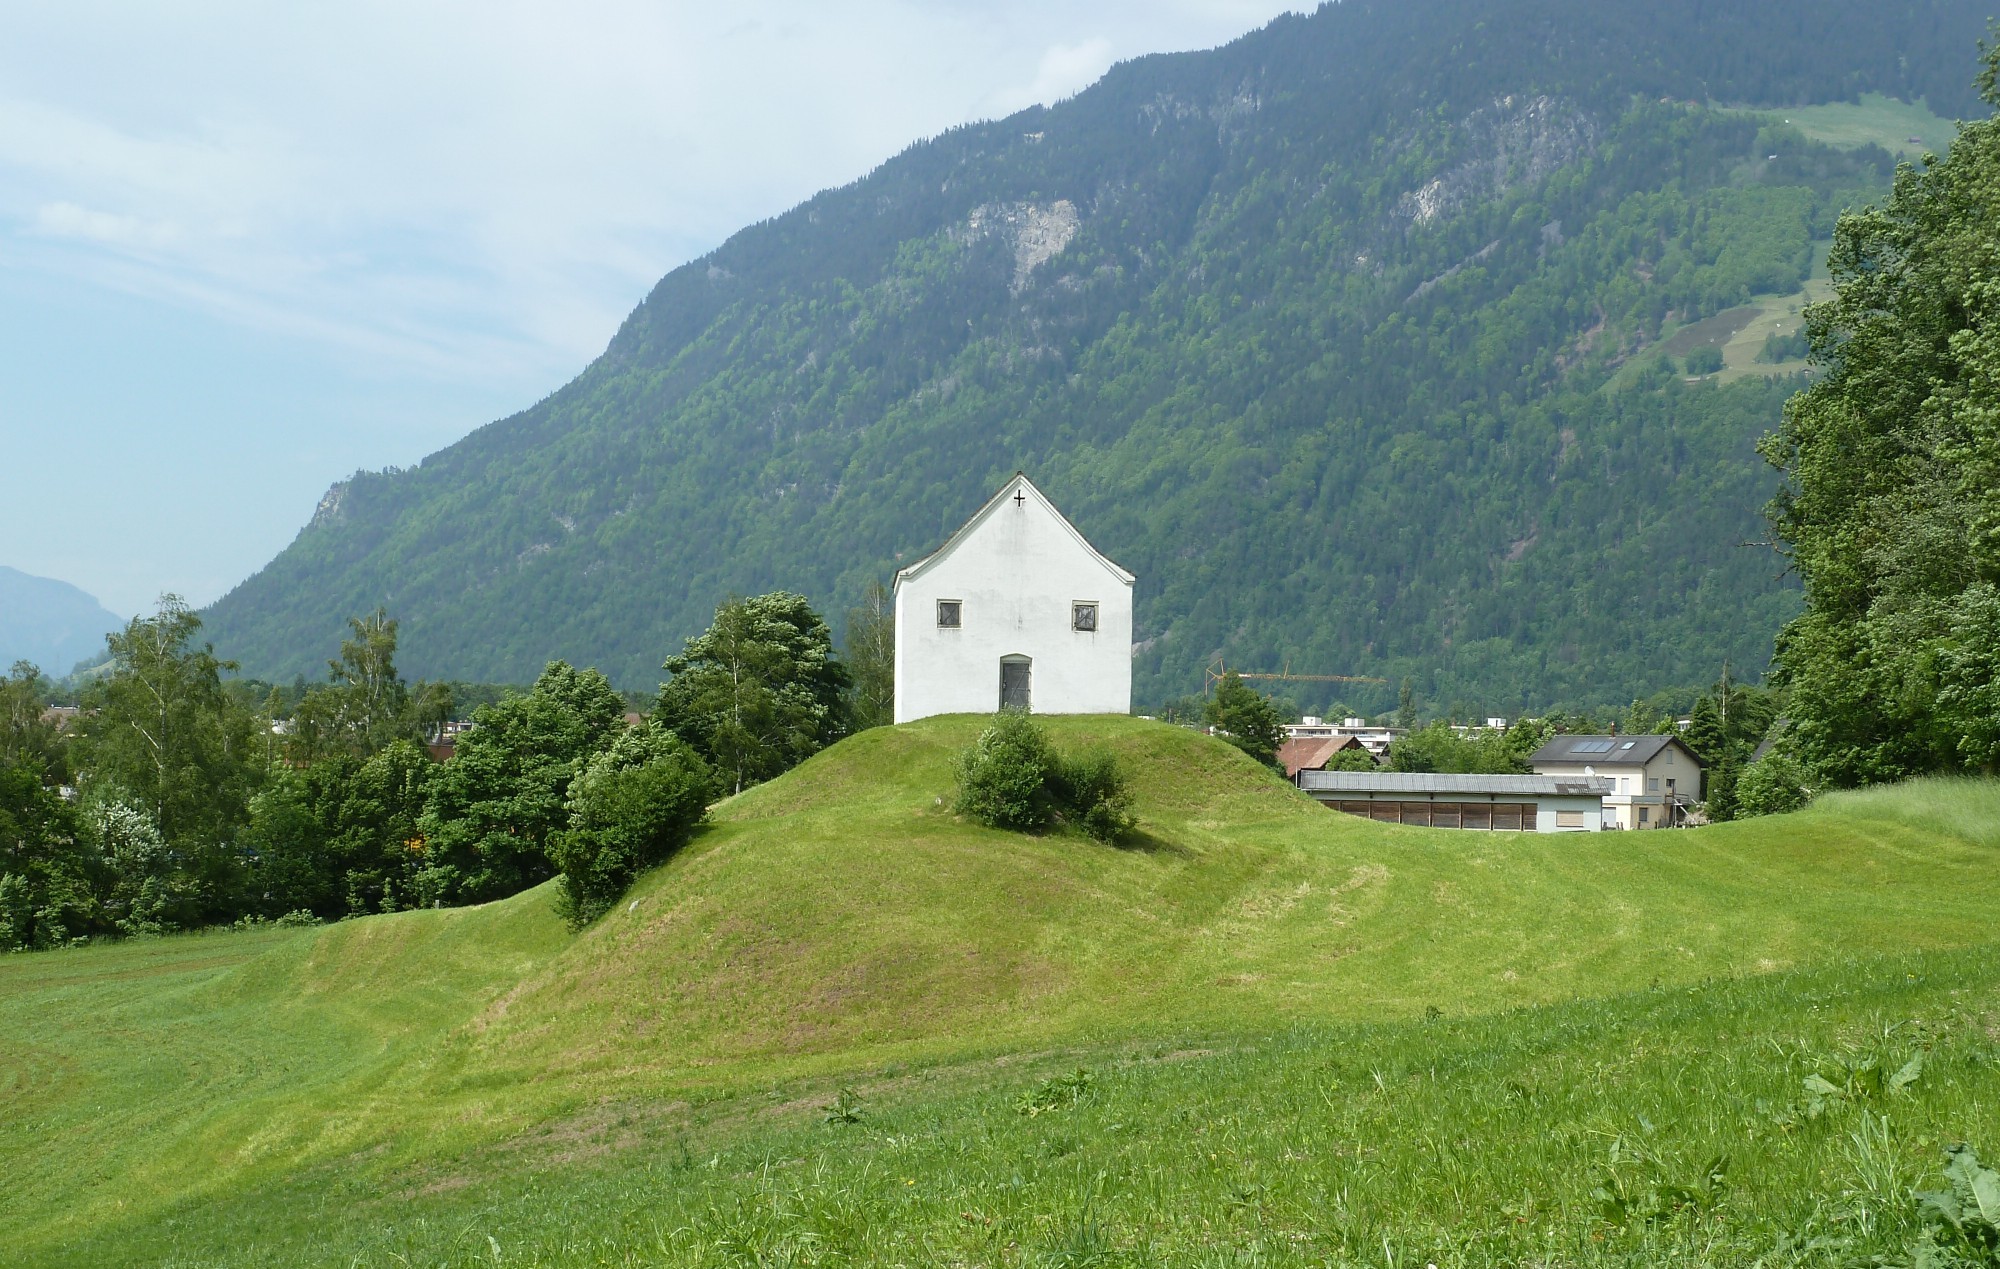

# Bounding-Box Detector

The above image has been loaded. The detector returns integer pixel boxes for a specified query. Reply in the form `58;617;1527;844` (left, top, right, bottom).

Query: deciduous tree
418;662;625;903
73;597;258;920
656;593;850;794
844;581;895;731
1205;672;1285;769
1762;53;2000;783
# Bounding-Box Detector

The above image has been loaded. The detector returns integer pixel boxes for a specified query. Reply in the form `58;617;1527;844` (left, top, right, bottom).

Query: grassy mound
5;716;2000;1260
457;717;2000;1091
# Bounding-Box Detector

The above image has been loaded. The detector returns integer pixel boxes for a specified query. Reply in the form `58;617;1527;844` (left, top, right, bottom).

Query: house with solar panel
1529;733;1705;829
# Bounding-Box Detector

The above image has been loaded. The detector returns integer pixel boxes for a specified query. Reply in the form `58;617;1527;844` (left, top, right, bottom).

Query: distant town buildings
1284;715;1404;757
1278;715;1710;832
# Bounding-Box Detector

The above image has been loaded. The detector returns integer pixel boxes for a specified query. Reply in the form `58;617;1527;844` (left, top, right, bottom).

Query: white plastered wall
893;476;1133;723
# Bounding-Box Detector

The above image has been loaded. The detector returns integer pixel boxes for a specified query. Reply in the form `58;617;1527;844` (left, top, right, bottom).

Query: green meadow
1753;92;1962;161
5;717;1999;1265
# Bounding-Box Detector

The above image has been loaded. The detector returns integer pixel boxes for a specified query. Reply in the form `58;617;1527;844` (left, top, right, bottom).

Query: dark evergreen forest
201;0;1995;714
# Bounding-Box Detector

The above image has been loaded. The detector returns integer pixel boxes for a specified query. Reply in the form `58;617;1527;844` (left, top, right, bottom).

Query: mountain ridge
0;566;123;677
203;0;1993;713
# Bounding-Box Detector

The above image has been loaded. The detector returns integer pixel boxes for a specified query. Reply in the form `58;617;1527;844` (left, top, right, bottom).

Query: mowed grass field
1754;92;1961;161
4;717;2000;1265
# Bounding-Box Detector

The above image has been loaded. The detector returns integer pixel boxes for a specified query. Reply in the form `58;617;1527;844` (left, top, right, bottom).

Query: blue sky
0;1;1302;618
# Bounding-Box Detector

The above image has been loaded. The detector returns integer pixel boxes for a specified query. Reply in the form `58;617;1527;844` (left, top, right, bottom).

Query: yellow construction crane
1205;658;1387;692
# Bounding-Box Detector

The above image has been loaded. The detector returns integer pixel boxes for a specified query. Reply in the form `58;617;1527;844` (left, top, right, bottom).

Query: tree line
0;586;897;951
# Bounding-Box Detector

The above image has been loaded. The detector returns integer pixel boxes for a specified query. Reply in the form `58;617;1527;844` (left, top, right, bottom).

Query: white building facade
1529;734;1704;829
893;473;1134;723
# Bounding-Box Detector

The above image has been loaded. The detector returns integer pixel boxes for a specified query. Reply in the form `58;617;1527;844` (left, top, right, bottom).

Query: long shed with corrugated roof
1296;770;1612;832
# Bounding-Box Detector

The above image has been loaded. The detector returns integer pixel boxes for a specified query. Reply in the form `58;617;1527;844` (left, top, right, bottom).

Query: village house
1277;732;1375;779
893;473;1134;723
1529;733;1705;829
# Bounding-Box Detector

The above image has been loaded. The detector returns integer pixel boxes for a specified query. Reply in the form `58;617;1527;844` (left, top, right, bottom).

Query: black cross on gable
1013;490;1026;508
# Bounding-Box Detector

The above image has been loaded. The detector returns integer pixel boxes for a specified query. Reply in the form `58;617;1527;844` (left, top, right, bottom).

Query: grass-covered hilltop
6;718;2000;1266
202;0;1991;714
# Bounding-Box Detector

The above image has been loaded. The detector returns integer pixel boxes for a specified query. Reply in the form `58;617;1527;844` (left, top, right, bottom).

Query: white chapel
893;473;1134;723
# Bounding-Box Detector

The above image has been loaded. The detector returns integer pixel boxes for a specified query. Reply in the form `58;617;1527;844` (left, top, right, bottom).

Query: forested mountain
203;0;1994;715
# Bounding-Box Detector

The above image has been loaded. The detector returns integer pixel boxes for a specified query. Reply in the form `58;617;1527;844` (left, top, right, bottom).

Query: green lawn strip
43;943;2000;1267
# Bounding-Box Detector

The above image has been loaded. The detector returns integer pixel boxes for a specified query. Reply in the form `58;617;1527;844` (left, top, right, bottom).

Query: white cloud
1;3;1306;384
34;202;182;250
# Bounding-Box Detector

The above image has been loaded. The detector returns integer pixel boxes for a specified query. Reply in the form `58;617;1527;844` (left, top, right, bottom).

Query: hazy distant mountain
203;0;1992;714
0;566;123;676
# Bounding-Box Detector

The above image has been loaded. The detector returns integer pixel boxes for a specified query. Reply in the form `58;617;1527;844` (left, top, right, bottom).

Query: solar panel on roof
1571;740;1615;753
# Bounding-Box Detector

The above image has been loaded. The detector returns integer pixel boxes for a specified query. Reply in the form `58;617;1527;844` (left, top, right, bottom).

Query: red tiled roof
1278;734;1369;778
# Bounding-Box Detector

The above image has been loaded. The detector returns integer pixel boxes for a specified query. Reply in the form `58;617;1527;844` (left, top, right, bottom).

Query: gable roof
1277;734;1370;779
1528;733;1704;768
893;472;1135;589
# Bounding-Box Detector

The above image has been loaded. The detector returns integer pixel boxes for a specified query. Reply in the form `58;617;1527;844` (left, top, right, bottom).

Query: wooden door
999;658;1032;711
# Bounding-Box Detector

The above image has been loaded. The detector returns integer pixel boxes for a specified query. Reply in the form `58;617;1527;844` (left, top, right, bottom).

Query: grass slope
5;717;2000;1262
68;947;2000;1267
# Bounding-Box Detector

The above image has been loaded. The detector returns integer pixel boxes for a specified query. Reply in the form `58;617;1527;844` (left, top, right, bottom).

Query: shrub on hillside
1735;752;1812;817
552;726;712;929
954;714;1135;842
954;712;1057;832
1049;751;1137;843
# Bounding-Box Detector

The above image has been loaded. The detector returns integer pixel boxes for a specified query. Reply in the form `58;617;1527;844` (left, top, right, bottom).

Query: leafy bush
1050;751;1137;843
551;725;712;929
1685;345;1725;374
953;712;1059;832
1736;752;1812;817
955;715;1135;842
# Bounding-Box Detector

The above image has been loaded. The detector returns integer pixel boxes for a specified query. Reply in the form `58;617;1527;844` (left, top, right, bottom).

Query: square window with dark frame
936;599;962;629
1071;601;1098;632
